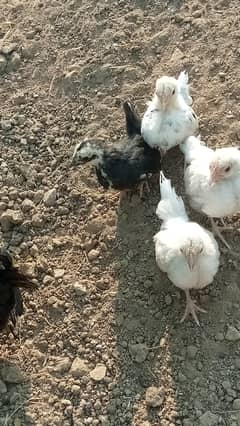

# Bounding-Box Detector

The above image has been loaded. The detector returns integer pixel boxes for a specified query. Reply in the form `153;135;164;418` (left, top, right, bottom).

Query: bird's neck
90;144;104;166
153;94;180;111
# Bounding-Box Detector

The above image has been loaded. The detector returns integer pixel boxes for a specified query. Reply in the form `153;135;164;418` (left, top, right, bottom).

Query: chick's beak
186;252;196;271
210;165;221;184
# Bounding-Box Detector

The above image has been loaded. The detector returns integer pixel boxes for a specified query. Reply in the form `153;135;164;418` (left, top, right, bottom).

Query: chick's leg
180;289;206;326
119;190;129;203
151;173;160;185
210;218;231;250
138;180;150;199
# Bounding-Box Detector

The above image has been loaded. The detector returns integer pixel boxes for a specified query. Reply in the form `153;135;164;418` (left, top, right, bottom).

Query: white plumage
178;70;193;106
141;71;198;155
153;172;220;325
181;135;240;248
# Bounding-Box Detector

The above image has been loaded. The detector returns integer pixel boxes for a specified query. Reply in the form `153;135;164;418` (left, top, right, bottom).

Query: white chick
181;135;240;249
141;71;198;156
153;172;220;325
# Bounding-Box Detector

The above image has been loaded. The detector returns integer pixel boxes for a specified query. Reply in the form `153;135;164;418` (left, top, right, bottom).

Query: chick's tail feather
156;172;188;223
123;100;142;138
178;70;192;106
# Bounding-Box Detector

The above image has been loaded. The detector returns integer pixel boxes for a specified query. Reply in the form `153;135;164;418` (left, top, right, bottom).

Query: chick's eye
199;248;203;253
172;89;175;95
225;166;231;172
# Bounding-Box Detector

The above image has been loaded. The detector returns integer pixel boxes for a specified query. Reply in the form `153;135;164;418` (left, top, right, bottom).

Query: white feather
156;172;188;227
141;73;198;152
182;136;240;217
177;70;193;106
153;172;220;293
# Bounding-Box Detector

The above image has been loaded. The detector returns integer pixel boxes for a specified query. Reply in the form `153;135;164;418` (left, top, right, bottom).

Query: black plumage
123;100;142;137
0;249;37;335
93;136;161;191
72;101;162;199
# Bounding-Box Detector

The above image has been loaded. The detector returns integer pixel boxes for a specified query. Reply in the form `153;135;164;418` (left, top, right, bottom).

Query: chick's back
99;137;161;190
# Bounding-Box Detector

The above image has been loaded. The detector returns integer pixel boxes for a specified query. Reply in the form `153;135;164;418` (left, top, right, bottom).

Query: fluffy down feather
178;70;193;106
153;172;220;325
181;136;240;218
141;71;198;154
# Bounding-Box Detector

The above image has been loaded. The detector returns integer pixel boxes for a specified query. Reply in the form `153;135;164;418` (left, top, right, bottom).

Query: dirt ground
0;0;240;425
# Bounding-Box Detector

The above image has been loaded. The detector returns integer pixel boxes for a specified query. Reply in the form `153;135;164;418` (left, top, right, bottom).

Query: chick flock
1;70;239;336
72;71;240;326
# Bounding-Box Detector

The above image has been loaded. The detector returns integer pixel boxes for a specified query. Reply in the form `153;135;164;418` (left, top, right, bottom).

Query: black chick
71;101;162;201
0;248;37;335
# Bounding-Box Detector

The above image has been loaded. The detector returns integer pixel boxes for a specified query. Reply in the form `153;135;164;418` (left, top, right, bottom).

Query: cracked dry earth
0;0;240;425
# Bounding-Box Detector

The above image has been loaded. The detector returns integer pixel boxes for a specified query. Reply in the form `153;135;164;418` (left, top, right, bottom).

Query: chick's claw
139;181;150;199
180;290;207;326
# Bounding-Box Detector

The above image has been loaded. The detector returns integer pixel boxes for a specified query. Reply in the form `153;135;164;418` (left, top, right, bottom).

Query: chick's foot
180;289;206;326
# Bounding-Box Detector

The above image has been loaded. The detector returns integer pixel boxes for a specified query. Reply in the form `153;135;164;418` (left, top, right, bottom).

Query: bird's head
71;140;102;166
180;239;204;271
155;76;178;108
209;148;240;184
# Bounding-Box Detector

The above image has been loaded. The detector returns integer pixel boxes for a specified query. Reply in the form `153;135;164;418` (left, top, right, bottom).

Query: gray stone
90;364;106;381
0;209;23;231
21;199;34;212
1;43;17;55
129;343;148;363
145;386;164;408
233;399;240;410
54;268;65;278
34;190;44;204
226;326;240;341
165;294;172;305
70;357;89;378
43;188;57;206
55;357;71;374
99;416;109;426
32;213;43;227
215;332;224;341
1;364;26;383
199;411;219;426
7;51;21;71
73;283;88;296
88;249;100;261
0;119;12;131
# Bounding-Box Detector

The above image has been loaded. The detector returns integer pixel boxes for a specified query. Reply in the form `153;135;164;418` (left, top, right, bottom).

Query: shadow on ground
106;148;240;425
0;357;34;426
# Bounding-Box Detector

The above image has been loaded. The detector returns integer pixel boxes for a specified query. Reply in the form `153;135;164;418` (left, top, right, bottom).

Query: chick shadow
0;355;34;426
107;147;240;425
105;148;181;425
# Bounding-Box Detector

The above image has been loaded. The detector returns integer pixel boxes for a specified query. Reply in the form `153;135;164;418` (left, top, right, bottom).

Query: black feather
95;135;161;191
123;100;142;138
0;249;37;333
